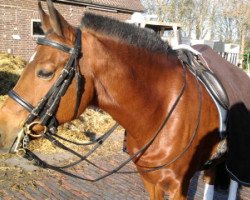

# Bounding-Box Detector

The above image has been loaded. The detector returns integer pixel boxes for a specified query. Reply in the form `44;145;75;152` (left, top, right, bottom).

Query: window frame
31;19;45;37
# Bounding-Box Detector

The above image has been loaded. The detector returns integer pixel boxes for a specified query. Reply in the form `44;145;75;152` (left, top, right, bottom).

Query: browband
37;37;74;54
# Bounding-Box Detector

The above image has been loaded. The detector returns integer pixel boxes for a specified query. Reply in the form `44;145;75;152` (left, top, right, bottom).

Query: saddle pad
192;44;250;186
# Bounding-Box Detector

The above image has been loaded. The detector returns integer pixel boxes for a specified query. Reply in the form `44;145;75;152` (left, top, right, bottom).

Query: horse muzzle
9;122;46;154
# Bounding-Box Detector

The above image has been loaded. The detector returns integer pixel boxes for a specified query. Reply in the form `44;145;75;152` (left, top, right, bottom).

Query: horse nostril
0;129;4;147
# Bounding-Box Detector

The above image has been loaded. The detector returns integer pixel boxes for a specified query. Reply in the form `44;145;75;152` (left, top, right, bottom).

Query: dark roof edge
54;0;145;13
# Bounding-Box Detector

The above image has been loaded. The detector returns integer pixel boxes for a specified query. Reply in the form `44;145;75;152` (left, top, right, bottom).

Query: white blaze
28;51;37;63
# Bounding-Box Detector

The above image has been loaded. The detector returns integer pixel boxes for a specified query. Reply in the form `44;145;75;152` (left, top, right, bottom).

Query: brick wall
0;0;131;60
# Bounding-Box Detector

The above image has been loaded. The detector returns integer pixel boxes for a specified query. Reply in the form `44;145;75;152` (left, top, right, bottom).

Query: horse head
0;0;94;152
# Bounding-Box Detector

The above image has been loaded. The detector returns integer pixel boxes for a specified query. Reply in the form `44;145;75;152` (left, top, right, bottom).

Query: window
31;20;44;36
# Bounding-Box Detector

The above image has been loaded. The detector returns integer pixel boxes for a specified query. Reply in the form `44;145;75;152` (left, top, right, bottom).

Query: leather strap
37;37;73;54
8;90;34;113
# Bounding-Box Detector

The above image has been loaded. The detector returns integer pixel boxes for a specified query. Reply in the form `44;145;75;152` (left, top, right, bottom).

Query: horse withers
0;1;249;199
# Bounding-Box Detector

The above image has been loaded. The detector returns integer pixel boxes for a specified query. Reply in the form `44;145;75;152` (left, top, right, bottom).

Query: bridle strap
73;65;84;119
8;90;34;113
37;37;73;54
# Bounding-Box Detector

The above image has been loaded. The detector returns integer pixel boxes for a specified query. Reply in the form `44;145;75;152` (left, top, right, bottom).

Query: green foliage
242;49;250;71
245;40;250;50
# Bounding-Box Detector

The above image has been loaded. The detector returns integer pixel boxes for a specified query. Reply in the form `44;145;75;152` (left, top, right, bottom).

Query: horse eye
37;69;54;79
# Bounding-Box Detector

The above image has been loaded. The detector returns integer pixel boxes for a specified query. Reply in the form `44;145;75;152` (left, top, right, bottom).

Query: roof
143;20;181;31
56;0;145;13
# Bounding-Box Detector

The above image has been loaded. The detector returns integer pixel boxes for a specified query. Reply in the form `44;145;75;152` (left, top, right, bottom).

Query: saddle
177;44;250;186
175;45;229;139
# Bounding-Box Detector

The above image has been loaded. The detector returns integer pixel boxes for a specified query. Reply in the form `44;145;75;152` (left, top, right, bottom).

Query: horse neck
84;33;182;139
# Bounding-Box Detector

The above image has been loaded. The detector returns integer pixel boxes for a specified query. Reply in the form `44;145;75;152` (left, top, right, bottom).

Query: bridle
7;27;202;181
8;28;83;153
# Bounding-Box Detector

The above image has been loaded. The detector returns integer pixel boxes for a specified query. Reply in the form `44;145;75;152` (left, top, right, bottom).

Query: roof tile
79;0;145;12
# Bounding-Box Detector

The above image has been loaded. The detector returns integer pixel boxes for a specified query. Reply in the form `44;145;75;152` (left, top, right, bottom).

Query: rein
8;28;202;181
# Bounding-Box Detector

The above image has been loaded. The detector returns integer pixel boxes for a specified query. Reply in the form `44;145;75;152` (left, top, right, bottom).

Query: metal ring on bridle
24;121;48;138
17;148;27;157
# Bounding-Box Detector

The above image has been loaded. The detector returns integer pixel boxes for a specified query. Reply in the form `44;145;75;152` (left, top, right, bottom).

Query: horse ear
38;0;51;33
47;0;63;37
46;0;73;38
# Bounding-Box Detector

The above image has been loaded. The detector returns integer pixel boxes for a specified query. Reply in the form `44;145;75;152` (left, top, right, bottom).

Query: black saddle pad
192;45;250;186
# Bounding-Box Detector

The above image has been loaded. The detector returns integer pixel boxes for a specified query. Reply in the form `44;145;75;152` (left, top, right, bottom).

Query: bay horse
0;1;249;199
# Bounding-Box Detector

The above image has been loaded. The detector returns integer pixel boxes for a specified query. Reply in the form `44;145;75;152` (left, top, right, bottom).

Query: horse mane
81;13;172;54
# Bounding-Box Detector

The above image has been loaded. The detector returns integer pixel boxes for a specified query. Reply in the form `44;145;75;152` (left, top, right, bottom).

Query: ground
0;138;250;200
